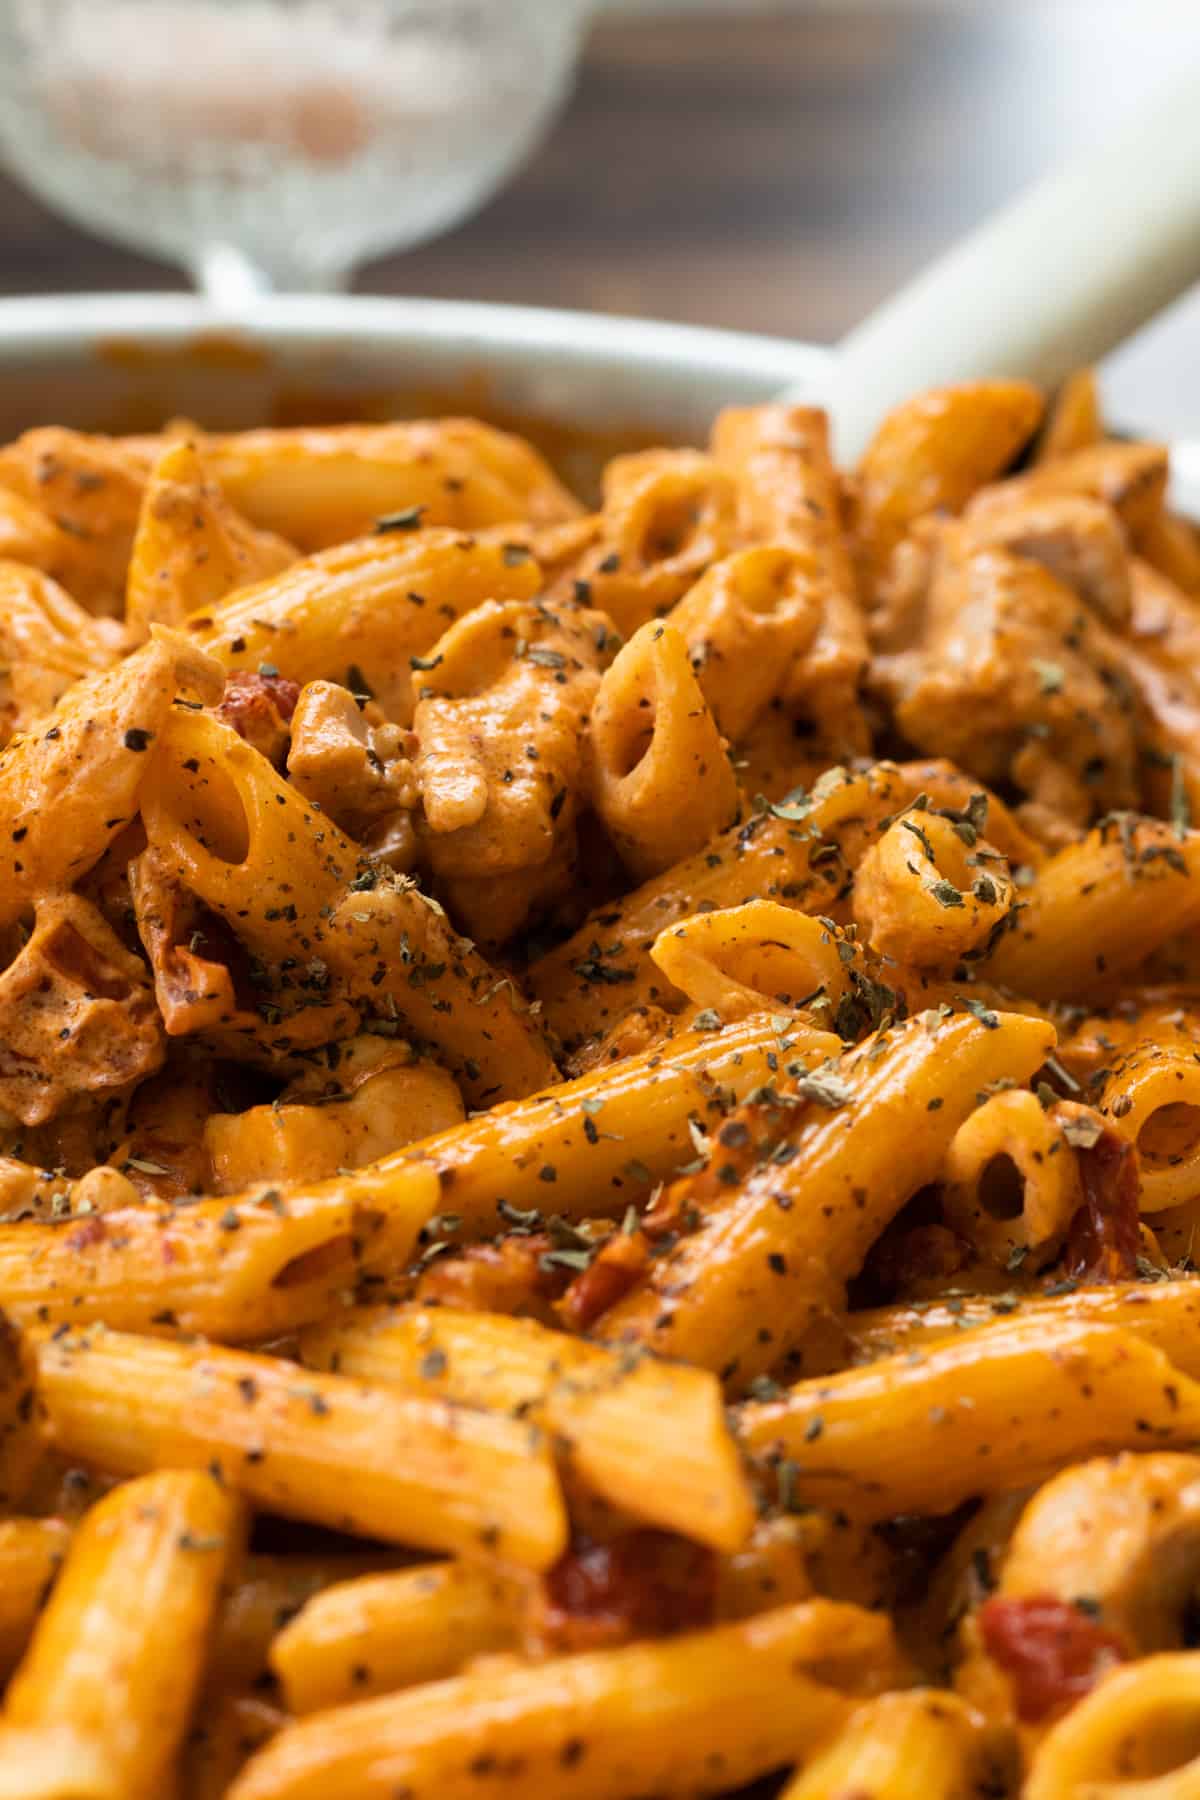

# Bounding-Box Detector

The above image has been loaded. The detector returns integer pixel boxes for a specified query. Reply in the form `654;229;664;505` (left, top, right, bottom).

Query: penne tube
229;1599;899;1800
1023;1652;1200;1800
211;1551;408;1693
807;1276;1200;1377
0;1313;44;1510
182;1692;286;1800
667;547;821;741
985;818;1200;1000
390;1010;837;1238
1093;1034;1200;1212
0;628;223;928
270;1561;525;1714
0;1518;71;1681
648;901;853;1024
0;1164;439;1340
939;1089;1084;1268
589;620;740;881
1033;368;1101;464
32;1325;568;1570
188;529;542;721
779;1689;1008;1800
0;1469;244;1800
591;1009;1054;1385
198;419;581;550
530;760;933;1046
851;807;1014;971
710;406;868;750
738;1318;1200;1521
299;1304;756;1551
125;439;296;641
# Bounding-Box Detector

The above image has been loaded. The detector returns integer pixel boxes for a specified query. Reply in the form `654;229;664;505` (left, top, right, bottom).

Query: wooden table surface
0;1;1197;425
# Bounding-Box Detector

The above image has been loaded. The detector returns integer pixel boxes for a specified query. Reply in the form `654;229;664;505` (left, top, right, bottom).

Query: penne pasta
0;1469;244;1800
229;1599;900;1800
32;1324;568;1569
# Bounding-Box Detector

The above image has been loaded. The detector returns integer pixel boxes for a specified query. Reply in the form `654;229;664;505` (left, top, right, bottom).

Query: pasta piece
779;1689;1007;1800
0;1161;440;1339
854;380;1044;576
199;418;582;549
984;817;1200;1000
205;1038;464;1192
738;1318;1200;1521
0;1314;44;1510
1023;1653;1200;1798
299;1304;755;1550
182;1692;285;1800
649;901;854;1025
711;405;869;753
554;449;739;635
212;1551;401;1693
389;1011;836;1236
270;1561;525;1713
187;528;542;723
1033;368;1102;464
530;760;931;1048
0;1469;243;1800
0;563;123;746
412;596;612;886
323;879;558;1105
960;1453;1200;1728
852;806;1014;970
229;1599;899;1800
0;1518;71;1681
588;620;739;880
810;1277;1200;1376
589;1009;1054;1384
0;893;163;1125
32;1325;568;1570
0;629;223;928
0;426;149;616
125;439;296;642
667;547;821;741
1092;1031;1200;1212
940;1090;1085;1268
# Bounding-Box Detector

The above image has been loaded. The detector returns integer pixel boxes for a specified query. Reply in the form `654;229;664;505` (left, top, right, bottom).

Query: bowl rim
0;290;832;382
0;291;834;394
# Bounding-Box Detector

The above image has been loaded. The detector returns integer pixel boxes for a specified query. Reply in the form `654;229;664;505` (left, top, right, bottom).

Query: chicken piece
413;597;615;882
125;439;297;642
286;680;418;868
966;493;1132;629
205;1036;464;1192
216;669;301;771
873;535;1141;833
0;894;164;1127
966;440;1169;540
0;562;124;747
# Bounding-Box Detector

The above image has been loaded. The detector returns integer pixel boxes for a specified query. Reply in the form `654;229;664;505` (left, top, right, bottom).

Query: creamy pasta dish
0;374;1198;1797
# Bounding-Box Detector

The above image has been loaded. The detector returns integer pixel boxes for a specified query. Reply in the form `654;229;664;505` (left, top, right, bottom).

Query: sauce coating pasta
0;392;1196;1797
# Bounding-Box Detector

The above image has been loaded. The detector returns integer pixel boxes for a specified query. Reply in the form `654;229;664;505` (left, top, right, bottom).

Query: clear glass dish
0;0;590;298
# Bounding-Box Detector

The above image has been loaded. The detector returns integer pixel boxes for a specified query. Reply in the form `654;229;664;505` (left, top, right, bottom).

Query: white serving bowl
0;293;830;443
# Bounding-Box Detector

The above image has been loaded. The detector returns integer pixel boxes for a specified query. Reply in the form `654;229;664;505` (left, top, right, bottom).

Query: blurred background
1;0;1198;429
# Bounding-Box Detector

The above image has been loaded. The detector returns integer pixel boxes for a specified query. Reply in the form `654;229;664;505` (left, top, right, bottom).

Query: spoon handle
797;73;1200;462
